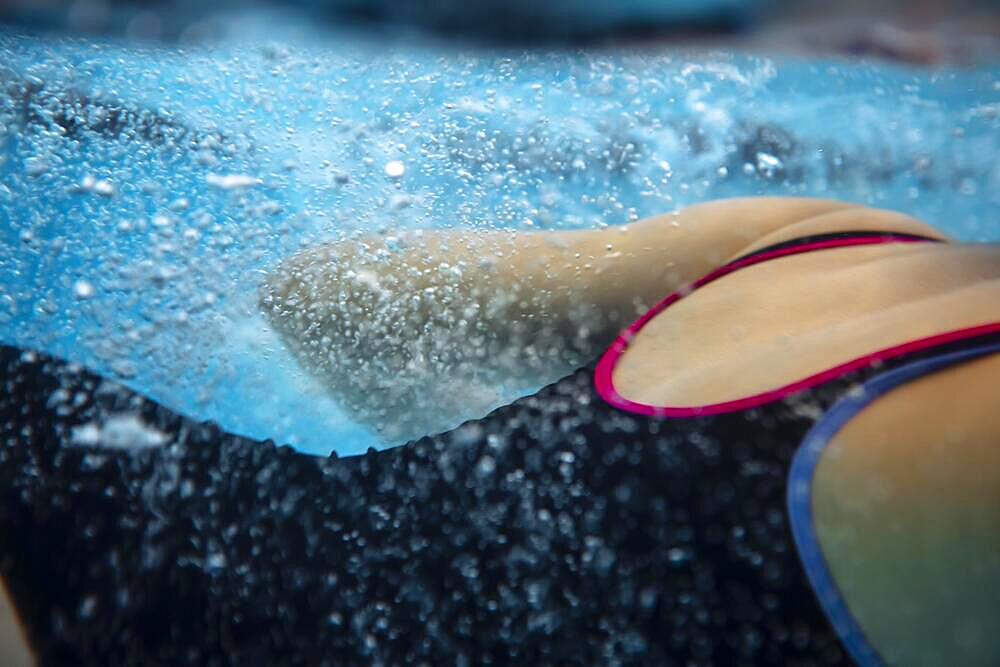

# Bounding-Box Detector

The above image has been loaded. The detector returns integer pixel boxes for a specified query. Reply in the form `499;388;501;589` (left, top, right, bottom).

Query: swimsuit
1;232;997;666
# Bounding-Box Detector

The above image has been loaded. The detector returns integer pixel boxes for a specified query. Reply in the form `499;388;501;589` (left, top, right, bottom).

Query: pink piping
594;234;1000;418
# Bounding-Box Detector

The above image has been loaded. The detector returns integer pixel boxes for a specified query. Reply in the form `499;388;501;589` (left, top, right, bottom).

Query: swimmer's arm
259;197;944;441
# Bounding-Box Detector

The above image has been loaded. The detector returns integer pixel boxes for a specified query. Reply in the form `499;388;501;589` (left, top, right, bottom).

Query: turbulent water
1;12;997;455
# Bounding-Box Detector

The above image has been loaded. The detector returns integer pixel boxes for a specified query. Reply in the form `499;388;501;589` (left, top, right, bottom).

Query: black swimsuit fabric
1;334;992;666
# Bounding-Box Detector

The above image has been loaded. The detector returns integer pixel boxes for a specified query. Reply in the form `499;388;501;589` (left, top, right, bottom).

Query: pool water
1;12;997;455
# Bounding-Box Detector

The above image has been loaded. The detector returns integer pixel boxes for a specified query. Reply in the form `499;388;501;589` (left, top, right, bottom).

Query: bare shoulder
811;352;1000;666
257;196;961;441
823;351;1000;457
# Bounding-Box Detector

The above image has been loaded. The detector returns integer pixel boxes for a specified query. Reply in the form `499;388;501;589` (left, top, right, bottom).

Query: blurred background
1;0;998;455
1;0;998;63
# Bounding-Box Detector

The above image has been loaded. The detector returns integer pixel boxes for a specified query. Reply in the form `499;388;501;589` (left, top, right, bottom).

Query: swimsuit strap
593;231;1000;417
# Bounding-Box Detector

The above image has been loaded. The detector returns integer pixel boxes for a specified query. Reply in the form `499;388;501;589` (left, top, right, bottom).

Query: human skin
810;352;1000;667
613;241;1000;407
259;196;986;442
0;582;32;667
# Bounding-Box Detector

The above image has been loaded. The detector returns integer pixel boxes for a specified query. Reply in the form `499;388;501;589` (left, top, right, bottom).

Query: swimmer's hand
259;198;936;442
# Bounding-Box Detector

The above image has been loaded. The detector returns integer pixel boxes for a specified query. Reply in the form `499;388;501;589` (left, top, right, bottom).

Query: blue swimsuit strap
787;340;1000;667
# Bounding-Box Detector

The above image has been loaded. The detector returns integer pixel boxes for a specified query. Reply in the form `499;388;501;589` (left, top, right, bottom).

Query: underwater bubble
79;175;115;197
476;455;496;477
73;280;95;299
205;173;262;189
77;595;98;620
667;546;693;566
755;151;784;178
384;160;406;178
24;157;49;177
205;552;228;569
389;193;412;209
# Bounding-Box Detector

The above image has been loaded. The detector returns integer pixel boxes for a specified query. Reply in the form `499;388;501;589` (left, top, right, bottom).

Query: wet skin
260;197;996;443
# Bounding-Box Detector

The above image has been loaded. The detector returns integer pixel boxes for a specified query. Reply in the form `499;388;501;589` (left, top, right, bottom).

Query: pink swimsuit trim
593;234;1000;418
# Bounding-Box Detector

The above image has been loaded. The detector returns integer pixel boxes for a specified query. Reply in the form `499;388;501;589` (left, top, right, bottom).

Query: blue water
1;13;998;455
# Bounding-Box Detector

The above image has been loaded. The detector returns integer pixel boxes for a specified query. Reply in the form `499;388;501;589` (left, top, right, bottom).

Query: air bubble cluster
0;21;996;455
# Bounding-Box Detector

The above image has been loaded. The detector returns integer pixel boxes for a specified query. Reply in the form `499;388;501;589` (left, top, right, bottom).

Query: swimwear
1;232;997;666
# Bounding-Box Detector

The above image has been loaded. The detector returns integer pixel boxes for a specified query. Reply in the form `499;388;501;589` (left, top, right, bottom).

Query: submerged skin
260;196;998;442
615;242;1000;407
262;198;896;441
813;353;1000;667
0;583;32;667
